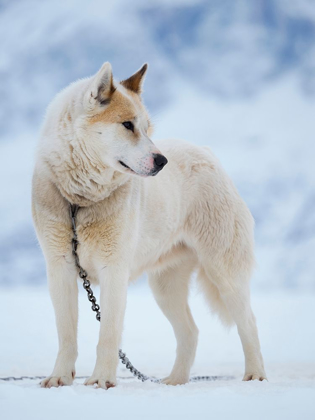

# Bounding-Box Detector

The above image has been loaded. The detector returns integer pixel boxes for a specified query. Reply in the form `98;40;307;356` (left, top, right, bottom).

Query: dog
32;62;266;389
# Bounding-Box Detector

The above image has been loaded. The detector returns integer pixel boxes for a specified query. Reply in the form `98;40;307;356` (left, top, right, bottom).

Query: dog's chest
74;220;120;280
72;202;182;283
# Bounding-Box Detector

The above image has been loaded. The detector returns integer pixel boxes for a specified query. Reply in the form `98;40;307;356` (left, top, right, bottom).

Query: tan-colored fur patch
88;89;138;125
120;63;147;94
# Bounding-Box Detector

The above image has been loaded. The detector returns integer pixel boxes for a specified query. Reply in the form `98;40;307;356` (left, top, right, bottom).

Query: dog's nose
153;154;168;171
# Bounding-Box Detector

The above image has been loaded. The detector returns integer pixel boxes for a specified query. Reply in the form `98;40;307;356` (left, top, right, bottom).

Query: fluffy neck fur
39;81;130;207
47;147;130;207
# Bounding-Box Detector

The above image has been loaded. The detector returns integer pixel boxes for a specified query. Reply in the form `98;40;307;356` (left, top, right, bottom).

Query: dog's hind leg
41;258;78;388
199;265;267;381
148;256;198;385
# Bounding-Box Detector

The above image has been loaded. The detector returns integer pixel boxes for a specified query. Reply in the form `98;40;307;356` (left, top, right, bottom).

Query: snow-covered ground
1;285;315;419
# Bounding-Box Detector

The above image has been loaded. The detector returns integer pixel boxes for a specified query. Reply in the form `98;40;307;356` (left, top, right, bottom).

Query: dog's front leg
41;259;78;388
85;266;128;389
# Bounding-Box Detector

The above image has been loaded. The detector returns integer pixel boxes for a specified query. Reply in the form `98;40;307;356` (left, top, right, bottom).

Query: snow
1;285;315;419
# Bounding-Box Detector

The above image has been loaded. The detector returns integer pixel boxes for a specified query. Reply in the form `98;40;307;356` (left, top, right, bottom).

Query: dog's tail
196;266;234;328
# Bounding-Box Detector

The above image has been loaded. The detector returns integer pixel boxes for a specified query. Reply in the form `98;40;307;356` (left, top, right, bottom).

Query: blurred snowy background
1;1;315;417
0;0;314;291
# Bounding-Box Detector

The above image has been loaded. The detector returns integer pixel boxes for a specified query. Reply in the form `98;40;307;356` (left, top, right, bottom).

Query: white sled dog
32;62;266;389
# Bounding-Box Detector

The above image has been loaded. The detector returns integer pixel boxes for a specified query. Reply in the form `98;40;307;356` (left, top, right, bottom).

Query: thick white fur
32;63;266;389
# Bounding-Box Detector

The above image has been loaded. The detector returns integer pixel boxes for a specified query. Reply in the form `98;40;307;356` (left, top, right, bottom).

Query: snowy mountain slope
1;0;315;134
0;0;314;290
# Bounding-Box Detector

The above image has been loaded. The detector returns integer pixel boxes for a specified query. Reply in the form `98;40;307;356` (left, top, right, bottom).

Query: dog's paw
40;372;75;388
161;374;189;386
84;376;116;389
243;372;267;382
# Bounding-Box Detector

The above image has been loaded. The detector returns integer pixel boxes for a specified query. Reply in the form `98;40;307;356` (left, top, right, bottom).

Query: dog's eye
122;121;134;132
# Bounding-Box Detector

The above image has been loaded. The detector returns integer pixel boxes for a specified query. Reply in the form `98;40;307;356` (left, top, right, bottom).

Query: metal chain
0;375;228;382
0;376;147;382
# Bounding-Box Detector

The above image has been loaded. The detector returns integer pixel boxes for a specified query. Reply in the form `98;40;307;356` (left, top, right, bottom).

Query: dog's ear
120;63;148;95
85;62;116;109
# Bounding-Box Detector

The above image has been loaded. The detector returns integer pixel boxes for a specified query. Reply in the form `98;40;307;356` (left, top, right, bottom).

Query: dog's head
79;62;167;177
